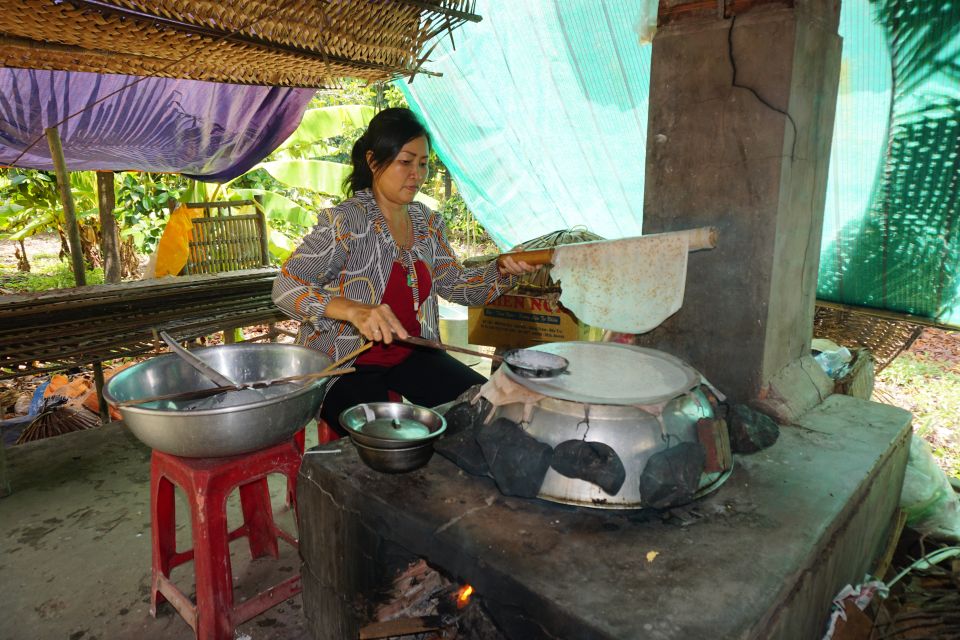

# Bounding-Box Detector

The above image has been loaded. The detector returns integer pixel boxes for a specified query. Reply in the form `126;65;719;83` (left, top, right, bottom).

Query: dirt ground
907;327;960;370
0;232;63;277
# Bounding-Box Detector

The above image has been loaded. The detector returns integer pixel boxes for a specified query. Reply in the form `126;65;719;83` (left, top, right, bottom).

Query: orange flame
456;584;474;609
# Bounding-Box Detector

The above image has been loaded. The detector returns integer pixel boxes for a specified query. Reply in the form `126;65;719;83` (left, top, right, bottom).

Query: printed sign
467;294;594;349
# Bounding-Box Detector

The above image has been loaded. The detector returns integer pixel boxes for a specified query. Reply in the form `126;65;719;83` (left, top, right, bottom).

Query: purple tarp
0;68;314;182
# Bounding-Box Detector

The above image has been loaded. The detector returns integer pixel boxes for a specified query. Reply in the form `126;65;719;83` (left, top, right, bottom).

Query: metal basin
104;344;332;457
352;441;435;474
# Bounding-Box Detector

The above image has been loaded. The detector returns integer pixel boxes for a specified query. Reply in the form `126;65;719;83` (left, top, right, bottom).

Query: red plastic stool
149;439;302;640
292;418;342;454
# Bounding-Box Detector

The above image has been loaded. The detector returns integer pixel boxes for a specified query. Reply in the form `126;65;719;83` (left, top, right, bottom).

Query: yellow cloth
154;205;202;277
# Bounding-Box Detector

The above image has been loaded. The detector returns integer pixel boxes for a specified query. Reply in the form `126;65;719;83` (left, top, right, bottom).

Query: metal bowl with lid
339;402;446;472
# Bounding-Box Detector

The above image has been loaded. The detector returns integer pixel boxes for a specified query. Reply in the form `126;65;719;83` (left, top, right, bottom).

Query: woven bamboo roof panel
0;0;479;87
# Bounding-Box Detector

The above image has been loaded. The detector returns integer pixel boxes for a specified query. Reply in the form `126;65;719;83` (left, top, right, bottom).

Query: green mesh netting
818;0;960;326
400;0;960;327
398;0;653;248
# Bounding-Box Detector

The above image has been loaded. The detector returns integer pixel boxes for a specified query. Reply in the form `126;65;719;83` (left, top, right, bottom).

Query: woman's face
369;135;429;209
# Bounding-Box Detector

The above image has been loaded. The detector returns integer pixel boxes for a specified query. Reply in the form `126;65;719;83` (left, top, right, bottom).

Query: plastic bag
900;436;960;542
634;0;658;46
812;342;853;379
154;204;202;277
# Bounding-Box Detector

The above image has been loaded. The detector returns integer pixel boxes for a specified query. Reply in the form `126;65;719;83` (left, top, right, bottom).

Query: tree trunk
97;171;122;283
120;236;141;279
79;222;102;269
45;126;86;287
15;240;30;272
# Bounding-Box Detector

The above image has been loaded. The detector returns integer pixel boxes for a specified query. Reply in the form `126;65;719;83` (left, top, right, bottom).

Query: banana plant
219;105;376;261
0;169;100;260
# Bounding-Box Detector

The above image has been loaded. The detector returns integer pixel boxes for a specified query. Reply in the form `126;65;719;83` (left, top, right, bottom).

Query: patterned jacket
272;189;516;370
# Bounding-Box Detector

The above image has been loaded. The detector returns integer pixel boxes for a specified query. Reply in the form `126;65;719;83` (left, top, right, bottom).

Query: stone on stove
728;404;780;453
434;400;491;476
638;442;706;509
476;418;553;498
550;440;626;495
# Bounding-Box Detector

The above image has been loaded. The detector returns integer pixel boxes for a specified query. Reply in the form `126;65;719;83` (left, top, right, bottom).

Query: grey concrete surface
0;422;314;640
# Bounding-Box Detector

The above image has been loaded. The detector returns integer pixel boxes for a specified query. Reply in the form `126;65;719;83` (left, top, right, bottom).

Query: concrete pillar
638;1;842;415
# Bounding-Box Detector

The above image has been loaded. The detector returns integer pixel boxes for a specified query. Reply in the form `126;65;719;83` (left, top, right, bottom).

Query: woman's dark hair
344;107;432;195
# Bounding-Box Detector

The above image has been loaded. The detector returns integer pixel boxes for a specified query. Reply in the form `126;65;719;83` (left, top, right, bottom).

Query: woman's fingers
358;304;408;343
498;255;538;276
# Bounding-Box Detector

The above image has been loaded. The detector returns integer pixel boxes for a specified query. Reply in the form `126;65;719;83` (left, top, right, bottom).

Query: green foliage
0;255;104;291
438;193;496;257
877;353;960;478
115;173;188;254
0;170;62;240
0;168;189;256
276;105;375;159
257;159;354;197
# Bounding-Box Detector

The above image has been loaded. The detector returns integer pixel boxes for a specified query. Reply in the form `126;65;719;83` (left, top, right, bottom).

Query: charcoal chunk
435;401;490;476
728;404;779;453
550;440;626;495
639;442;706;509
443;398;490;437
476;418;553;498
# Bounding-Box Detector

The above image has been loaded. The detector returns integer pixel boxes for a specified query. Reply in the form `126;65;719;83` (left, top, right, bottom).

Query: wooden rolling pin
496;226;718;267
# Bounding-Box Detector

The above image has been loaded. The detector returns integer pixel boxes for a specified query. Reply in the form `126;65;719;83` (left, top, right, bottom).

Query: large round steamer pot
491;342;722;509
105;344;332;458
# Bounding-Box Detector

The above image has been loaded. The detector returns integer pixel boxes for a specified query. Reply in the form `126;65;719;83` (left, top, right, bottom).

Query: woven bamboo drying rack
813;300;926;373
0;0;480;87
0;269;283;379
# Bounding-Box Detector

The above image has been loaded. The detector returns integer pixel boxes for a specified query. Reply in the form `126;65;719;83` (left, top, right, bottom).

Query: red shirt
355;259;432;367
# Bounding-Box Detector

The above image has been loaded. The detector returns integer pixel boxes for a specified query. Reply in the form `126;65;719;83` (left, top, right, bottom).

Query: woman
272;107;533;431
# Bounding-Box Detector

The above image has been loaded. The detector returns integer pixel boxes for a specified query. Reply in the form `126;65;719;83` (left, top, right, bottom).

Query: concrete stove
297;394;910;640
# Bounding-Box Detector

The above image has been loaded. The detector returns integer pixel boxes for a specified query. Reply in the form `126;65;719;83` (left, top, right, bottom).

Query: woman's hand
325;299;408;343
497;254;538;277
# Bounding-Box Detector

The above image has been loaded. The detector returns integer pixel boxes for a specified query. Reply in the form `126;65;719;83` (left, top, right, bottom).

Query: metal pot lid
360;417;432;440
501;342;701;405
340;402;446;447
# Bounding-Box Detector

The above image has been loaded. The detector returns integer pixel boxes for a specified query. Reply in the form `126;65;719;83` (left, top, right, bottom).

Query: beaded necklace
395;211;420;311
